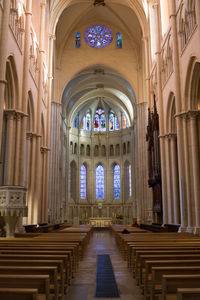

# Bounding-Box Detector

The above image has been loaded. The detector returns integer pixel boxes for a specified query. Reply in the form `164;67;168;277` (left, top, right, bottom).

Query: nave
66;230;144;300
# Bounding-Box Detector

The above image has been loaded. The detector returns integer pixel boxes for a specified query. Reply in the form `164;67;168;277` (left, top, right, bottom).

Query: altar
89;217;112;228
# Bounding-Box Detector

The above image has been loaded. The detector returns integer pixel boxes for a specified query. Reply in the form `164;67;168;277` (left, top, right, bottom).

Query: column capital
49;34;56;40
4;109;15;120
175;109;200;120
40;146;50;154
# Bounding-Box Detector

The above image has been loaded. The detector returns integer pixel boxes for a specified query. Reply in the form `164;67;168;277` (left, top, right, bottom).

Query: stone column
165;135;173;223
169;0;186;231
14;113;22;185
170;134;180;224
0;0;11;145
182;115;192;231
19;0;32;185
4;111;15;185
189;111;200;233
195;0;200;44
48;102;62;223
136;102;150;224
153;2;168;225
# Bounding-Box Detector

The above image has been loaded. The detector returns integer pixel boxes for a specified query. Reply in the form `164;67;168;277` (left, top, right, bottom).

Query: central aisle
65;230;144;300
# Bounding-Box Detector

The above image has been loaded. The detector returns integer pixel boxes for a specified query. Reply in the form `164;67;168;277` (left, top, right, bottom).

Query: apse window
82;110;91;131
114;164;120;199
94;108;106;132
80;164;86;199
75;32;81;48
96;165;105;199
116;32;122;48
85;25;113;48
109;110;120;131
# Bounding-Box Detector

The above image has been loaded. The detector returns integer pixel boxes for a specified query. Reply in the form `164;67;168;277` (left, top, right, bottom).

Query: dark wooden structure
146;96;162;223
94;0;105;6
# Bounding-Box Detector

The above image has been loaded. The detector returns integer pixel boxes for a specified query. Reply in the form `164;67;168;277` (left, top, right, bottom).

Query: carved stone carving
0;186;27;216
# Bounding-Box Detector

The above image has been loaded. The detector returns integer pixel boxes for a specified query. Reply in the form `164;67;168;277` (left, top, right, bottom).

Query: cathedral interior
0;0;200;235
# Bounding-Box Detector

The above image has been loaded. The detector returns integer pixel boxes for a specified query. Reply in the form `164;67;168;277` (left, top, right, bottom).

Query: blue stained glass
85;112;91;131
116;32;122;49
80;165;86;199
85;25;113;48
114;165;120;199
115;117;120;130
96;165;105;199
100;114;106;131
74;115;78;128
75;32;81;48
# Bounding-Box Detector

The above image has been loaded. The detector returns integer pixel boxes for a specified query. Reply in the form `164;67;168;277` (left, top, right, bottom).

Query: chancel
0;0;200;299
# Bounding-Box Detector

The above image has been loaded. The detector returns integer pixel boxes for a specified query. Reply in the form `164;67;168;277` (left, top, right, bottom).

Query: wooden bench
0;287;38;300
177;288;200;300
0;259;65;296
0;253;72;286
0;274;51;300
150;266;200;300
144;260;200;298
133;248;200;274
0;265;59;300
161;274;200;300
137;253;200;285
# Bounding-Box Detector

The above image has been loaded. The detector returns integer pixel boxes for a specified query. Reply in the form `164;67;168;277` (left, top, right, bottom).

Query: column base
178;226;187;233
193;227;200;235
4;216;18;238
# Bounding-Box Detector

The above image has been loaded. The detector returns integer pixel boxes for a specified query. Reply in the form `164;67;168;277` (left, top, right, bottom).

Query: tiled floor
65;230;144;300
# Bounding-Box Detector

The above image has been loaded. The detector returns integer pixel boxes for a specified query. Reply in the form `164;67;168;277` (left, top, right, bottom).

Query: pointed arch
5;56;19;109
166;92;176;133
185;57;200;110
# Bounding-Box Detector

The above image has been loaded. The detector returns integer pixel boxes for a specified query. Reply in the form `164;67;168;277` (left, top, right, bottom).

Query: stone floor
65;230;144;300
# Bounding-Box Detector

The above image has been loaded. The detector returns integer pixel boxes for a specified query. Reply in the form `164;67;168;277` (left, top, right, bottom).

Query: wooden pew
133;248;200;274
0;288;38;300
144;260;200;298
0;274;50;300
161;274;200;300
177;288;200;300
150;266;200;300
137;254;200;286
0;259;64;296
0;266;59;300
0;253;72;286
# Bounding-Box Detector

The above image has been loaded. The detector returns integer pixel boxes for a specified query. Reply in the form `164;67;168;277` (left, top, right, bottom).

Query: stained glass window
122;115;127;128
73;115;78;128
116;32;122;48
96;165;105;199
94;114;99;131
85;25;113;48
100;114;106;131
80;164;86;199
83;111;91;131
115;117;120;130
114;165;120;199
109;111;120;131
129;164;132;197
109;113;114;131
75;32;81;48
94;108;106;131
